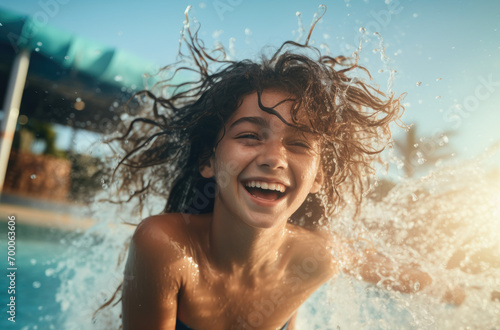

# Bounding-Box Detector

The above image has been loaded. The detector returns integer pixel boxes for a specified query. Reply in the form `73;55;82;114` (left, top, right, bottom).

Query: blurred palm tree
393;125;457;178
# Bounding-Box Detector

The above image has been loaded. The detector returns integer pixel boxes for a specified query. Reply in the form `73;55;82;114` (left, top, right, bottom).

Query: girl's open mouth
243;180;287;201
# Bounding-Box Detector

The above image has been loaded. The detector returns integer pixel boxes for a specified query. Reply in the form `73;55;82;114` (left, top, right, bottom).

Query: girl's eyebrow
229;116;269;129
229;116;314;136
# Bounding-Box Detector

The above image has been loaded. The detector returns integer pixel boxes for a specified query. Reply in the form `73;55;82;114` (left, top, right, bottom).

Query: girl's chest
175;267;308;329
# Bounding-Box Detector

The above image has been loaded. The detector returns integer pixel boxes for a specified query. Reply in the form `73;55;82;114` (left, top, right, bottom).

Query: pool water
0;223;78;329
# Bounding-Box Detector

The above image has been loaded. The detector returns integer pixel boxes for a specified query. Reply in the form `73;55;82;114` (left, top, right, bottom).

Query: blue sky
2;0;500;171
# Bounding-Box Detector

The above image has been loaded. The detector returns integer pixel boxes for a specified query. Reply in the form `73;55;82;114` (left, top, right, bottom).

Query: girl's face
201;89;323;228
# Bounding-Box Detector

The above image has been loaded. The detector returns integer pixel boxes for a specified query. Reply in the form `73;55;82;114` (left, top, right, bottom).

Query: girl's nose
256;139;288;170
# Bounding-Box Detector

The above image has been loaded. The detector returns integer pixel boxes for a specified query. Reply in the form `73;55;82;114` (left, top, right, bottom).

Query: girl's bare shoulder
131;213;211;263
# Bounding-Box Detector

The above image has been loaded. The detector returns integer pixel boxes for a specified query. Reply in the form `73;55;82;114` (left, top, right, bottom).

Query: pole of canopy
0;48;31;194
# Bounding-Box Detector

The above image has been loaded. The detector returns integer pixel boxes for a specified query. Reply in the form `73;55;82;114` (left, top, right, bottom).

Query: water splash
298;151;500;328
228;37;236;60
351;27;367;66
304;4;327;45
320;43;332;56
372;32;396;93
53;200;140;329
294;11;305;43
294;5;327;46
51;145;500;329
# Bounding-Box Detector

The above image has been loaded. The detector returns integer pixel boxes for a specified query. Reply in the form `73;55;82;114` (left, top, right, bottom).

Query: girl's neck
209;204;287;275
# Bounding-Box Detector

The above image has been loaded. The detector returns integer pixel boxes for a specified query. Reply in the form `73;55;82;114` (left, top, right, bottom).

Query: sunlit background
2;0;499;166
0;0;499;328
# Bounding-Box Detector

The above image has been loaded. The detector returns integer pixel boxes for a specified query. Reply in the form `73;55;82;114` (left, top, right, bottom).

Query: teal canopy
0;7;169;194
0;7;159;90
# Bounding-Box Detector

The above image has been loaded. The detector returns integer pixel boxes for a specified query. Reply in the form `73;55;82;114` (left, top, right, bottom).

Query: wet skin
205;89;324;231
122;90;337;329
121;90;433;329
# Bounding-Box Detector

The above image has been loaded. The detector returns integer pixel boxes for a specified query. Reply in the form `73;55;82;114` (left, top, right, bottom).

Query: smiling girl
104;11;433;330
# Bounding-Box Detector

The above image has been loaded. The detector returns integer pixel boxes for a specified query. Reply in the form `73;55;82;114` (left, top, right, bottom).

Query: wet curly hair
107;14;404;227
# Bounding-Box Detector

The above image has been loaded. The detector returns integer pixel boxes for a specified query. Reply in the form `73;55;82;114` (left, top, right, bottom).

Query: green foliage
14;118;67;158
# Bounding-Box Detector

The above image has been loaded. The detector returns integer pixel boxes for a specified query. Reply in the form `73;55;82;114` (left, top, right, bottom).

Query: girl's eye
290;141;311;148
236;133;260;140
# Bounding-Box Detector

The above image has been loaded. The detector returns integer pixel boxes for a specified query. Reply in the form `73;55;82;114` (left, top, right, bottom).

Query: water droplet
114;75;123;82
359;27;366;33
416;81;422;86
30;174;37;179
36;41;43;47
411;193;419;201
413;143;419;148
35;47;40;52
417;152;425;165
414;282;420;290
438;135;449;146
436;78;442;82
30;259;37;265
33;281;41;289
435;95;441;99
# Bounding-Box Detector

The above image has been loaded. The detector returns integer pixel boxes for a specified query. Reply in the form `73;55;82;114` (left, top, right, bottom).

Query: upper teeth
245;181;286;193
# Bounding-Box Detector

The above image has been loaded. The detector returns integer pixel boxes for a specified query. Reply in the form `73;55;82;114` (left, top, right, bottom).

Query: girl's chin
239;212;289;229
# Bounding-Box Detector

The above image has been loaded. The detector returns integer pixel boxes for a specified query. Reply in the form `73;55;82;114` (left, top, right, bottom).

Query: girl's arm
122;217;185;330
